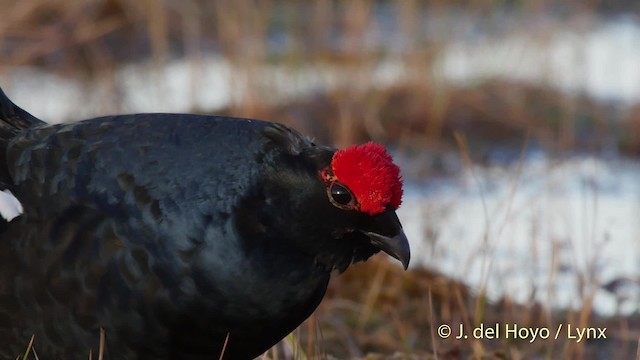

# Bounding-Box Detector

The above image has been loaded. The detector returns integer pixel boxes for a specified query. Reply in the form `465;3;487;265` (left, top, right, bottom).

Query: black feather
0;88;407;359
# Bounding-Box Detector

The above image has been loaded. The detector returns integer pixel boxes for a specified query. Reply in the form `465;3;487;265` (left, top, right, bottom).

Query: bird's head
315;142;409;271
247;130;410;273
232;124;410;273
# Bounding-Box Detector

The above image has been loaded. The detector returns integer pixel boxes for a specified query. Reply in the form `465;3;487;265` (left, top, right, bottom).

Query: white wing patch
0;189;23;221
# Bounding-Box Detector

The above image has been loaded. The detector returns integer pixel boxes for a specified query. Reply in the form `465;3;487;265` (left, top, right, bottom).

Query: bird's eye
329;182;356;208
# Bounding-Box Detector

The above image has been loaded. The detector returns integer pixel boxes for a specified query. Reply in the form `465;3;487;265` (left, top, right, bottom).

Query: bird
0;87;409;360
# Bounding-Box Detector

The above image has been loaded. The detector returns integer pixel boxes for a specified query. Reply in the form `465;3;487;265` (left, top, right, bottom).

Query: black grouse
0;87;410;359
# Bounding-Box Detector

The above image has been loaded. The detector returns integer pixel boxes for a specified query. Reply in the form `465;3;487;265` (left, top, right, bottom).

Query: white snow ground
399;153;640;316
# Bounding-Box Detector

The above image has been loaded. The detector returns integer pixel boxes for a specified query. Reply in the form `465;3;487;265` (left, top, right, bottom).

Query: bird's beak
364;228;411;270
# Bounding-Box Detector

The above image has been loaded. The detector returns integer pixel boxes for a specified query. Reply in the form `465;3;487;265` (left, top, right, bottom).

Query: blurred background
1;0;640;358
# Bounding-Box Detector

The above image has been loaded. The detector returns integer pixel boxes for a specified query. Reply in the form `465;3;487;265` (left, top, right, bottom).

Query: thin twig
218;333;230;360
428;289;438;360
98;327;105;360
21;335;35;360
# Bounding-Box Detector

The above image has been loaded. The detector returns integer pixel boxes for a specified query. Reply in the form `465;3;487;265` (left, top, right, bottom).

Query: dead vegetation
2;1;640;359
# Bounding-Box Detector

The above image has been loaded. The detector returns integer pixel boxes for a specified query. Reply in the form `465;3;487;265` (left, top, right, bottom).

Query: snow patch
0;189;23;221
399;154;640;316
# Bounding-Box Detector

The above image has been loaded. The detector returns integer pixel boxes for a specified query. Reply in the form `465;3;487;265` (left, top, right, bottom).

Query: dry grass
287;257;638;359
0;0;631;154
2;0;639;359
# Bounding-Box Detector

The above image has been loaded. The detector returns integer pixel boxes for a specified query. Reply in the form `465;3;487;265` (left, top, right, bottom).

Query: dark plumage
0;87;410;359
